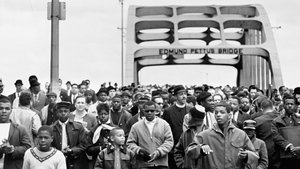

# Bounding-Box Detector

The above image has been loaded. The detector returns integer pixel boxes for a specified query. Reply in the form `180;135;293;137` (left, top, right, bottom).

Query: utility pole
48;0;65;94
119;0;124;86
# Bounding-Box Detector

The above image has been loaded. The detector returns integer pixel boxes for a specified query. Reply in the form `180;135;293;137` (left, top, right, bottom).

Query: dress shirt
59;120;69;150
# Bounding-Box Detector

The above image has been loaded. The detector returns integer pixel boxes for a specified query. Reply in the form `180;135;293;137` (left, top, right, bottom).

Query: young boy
94;127;135;169
22;125;67;169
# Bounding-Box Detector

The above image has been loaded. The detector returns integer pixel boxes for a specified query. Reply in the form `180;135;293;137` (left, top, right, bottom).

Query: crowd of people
0;75;300;169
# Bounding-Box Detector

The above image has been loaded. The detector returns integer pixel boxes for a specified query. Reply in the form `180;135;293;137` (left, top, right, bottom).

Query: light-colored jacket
127;117;174;168
10;106;42;145
187;122;259;169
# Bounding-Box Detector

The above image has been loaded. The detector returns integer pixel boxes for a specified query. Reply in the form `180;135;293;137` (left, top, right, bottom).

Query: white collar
175;102;186;108
58;119;69;126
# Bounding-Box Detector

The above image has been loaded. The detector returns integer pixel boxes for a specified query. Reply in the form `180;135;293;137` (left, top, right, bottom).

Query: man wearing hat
124;94;150;137
183;91;216;131
41;92;58;125
243;120;268;169
121;90;133;111
51;101;89;169
88;87;109;116
8;79;23;105
174;105;206;169
162;85;191;169
29;80;47;112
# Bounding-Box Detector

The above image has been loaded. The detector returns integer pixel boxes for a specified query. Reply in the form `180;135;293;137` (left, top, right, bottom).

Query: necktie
61;123;68;150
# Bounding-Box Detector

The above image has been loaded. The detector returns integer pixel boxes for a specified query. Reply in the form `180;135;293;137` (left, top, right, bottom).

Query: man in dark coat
255;99;280;169
0;96;32;169
162;85;191;169
174;106;206;169
271;95;300;169
51;101;89;169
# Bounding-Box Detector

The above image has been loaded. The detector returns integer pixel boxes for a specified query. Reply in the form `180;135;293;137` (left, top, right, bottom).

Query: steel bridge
125;4;283;90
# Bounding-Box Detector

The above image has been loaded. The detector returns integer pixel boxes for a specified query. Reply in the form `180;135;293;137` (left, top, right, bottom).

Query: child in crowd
22;125;66;169
94;127;135;169
86;103;116;168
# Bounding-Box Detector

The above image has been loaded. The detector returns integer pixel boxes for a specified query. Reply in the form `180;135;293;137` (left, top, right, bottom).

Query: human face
48;96;57;104
144;105;156;121
112;98;122;111
229;98;239;112
244;129;255;139
98;92;107;102
213;95;222;104
204;96;214;111
176;91;187;105
111;129;125;146
284;99;295;115
214;106;231;126
0;102;12;123
194;90;201;98
80;85;87;94
16;84;23;92
161;94;169;104
250;89;257;99
109;90;116;98
75;97;86;111
240;97;250;112
57;107;70;123
37;130;53;152
154;98;164;110
121;95;130;105
31;85;41;94
71;85;78;94
97;110;109;124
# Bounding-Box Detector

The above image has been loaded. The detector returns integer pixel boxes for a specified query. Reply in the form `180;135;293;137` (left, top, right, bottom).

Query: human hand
138;149;151;161
201;145;213;155
62;146;73;155
238;149;248;159
148;151;160;162
0;139;14;154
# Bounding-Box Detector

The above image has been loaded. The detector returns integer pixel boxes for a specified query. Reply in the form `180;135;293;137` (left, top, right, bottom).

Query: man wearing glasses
127;101;173;169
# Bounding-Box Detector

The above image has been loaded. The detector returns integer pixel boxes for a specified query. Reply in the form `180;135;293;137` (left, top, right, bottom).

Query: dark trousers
279;158;300;169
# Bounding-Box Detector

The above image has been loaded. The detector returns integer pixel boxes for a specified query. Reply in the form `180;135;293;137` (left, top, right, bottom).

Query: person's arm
11;126;32;159
126;126;141;154
155;122;174;157
57;151;67;169
71;125;89;155
94;150;104;169
271;120;292;151
32;113;42;135
257;141;269;169
174;135;185;169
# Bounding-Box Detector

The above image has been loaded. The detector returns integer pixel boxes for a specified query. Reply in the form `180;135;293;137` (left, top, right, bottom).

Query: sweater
22;147;66;169
127;118;174;168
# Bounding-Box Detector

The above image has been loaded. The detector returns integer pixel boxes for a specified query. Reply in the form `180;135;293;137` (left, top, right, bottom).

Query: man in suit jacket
8;79;23;105
230;96;251;129
51;101;89;169
0;96;32;169
29;80;47;112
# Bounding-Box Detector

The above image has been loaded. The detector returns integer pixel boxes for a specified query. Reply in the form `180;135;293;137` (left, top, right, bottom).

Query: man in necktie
51;101;89;169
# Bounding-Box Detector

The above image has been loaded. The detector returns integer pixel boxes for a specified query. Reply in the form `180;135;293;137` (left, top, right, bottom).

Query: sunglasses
144;110;156;113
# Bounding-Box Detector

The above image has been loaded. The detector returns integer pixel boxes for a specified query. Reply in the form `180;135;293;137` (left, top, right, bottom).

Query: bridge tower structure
125;4;283;90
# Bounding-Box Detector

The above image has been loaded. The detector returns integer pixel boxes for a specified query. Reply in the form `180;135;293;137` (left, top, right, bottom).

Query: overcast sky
0;0;299;94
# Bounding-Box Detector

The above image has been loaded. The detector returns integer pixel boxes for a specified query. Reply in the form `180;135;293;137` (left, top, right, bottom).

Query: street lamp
119;0;125;86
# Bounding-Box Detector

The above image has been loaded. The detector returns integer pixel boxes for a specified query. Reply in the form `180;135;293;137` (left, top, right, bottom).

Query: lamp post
48;0;65;94
119;0;124;86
